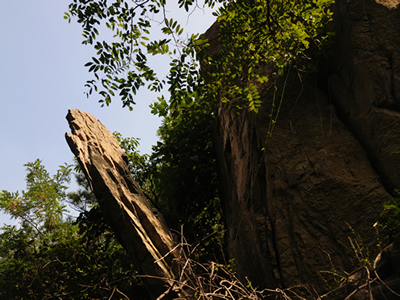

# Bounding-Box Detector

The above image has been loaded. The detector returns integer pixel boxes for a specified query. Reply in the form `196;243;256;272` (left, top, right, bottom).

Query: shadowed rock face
209;0;400;294
214;72;392;292
329;0;400;190
65;109;179;299
373;234;400;299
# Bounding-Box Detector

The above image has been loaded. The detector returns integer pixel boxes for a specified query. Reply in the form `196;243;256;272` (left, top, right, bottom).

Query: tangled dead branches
138;231;317;300
137;231;400;300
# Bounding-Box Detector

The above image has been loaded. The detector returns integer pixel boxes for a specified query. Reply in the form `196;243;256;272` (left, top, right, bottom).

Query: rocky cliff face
329;0;400;190
211;0;400;294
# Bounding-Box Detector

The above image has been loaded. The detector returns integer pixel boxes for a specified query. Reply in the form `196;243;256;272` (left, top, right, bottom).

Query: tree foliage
65;0;334;112
0;160;71;236
0;160;146;299
375;189;400;246
114;126;223;262
206;0;334;112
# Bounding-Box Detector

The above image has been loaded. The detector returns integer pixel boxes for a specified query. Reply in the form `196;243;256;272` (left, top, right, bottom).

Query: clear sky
0;1;216;225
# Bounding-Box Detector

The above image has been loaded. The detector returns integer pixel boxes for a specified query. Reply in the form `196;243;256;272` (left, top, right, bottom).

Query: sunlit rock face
65;109;180;300
208;0;400;294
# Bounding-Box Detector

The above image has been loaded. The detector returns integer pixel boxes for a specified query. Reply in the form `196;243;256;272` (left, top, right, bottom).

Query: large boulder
329;0;400;190
210;0;400;294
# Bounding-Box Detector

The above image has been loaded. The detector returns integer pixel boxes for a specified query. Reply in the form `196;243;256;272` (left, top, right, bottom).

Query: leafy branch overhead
65;0;334;113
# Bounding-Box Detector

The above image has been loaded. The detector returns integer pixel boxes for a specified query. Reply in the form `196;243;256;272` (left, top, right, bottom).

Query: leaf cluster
0;160;147;299
203;0;334;112
151;98;223;256
114;112;224;263
0;159;71;235
375;189;400;246
64;0;222;110
65;0;334;114
65;0;166;109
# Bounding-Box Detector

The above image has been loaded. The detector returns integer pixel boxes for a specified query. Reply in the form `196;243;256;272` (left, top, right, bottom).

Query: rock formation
65;109;180;299
208;0;400;296
329;0;400;191
64;0;400;297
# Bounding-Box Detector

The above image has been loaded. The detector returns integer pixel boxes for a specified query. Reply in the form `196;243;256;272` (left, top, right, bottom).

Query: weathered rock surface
209;0;400;295
65;109;180;299
214;71;392;293
329;0;400;190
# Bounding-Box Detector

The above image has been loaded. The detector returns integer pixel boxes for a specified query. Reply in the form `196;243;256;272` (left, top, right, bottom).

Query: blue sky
0;1;216;225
